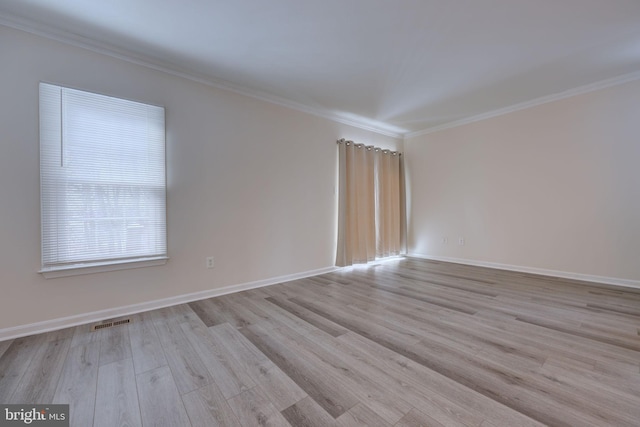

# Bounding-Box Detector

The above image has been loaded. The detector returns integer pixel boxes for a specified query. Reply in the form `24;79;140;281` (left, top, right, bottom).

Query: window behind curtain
39;83;167;273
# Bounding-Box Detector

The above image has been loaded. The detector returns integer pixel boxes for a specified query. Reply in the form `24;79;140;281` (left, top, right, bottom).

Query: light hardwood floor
1;258;639;426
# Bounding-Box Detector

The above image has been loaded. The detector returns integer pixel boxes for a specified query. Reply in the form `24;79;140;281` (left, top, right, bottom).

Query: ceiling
2;0;640;137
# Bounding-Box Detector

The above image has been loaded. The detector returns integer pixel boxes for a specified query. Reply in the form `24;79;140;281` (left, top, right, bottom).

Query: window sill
39;256;168;279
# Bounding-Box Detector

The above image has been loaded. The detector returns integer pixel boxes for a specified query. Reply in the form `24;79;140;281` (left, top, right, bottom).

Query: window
39;83;167;277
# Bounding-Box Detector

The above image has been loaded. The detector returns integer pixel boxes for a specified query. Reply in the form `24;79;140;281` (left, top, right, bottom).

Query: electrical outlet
206;257;214;269
458;237;465;246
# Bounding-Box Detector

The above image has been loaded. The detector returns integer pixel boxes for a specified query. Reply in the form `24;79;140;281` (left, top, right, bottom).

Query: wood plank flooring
1;257;639;426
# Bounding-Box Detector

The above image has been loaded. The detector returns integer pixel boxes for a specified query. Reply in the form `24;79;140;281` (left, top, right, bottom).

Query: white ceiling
2;0;640;137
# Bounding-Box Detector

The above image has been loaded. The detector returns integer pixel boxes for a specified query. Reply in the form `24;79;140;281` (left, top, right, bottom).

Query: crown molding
405;69;640;139
0;15;403;139
4;13;639;142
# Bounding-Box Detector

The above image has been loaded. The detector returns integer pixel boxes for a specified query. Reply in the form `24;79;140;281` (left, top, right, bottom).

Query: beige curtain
375;149;401;257
336;139;404;267
336;140;376;266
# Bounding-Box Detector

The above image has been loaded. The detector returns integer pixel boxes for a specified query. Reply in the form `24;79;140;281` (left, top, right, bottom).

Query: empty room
0;1;639;426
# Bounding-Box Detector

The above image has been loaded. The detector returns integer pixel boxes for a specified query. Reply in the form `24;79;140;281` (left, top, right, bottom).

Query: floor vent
90;318;131;332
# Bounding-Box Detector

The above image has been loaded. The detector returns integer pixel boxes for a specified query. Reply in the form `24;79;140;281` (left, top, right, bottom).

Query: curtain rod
336;138;402;156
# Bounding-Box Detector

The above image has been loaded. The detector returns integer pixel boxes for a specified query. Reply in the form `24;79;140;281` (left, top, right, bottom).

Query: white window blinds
39;83;167;273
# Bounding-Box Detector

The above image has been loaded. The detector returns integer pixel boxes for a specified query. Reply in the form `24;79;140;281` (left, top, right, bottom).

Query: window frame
38;82;168;278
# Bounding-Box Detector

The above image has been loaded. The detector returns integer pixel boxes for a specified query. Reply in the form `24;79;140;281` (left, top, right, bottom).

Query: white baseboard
0;266;338;341
407;253;640;290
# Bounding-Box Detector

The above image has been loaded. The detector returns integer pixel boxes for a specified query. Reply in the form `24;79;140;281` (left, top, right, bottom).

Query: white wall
405;79;640;284
0;25;400;331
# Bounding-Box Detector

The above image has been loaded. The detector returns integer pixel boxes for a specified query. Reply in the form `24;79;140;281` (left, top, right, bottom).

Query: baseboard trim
0;266;338;341
407;253;640;290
